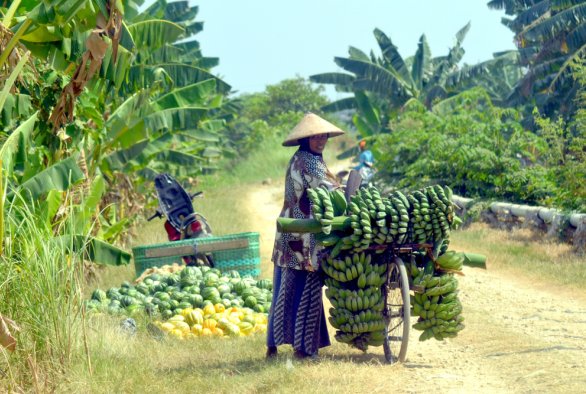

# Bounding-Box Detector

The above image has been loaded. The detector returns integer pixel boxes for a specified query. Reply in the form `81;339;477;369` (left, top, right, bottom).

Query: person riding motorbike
354;140;376;184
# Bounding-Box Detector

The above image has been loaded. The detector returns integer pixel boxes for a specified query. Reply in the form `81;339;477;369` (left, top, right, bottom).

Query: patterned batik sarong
266;266;330;355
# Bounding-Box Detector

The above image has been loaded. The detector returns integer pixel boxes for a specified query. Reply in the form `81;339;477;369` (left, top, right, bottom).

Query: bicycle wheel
382;256;410;363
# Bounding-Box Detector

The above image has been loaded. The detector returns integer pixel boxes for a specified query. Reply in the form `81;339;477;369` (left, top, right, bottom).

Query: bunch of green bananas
408;259;465;341
308;184;457;255
307;186;347;235
321;251;389;350
405;185;454;245
435;250;465;271
346;186;411;253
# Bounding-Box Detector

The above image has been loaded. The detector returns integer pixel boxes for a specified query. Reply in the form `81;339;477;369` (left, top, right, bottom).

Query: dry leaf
0;314;20;352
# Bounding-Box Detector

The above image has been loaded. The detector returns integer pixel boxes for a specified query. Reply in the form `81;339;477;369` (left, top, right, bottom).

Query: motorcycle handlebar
147;211;163;221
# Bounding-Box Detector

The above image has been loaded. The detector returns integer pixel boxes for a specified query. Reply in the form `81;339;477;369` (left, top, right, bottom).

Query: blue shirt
354;150;374;170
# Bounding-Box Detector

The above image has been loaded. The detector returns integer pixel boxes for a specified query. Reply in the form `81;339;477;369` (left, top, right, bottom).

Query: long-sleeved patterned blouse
272;148;339;272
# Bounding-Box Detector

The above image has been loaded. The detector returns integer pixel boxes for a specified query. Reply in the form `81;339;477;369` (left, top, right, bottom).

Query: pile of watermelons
85;266;272;320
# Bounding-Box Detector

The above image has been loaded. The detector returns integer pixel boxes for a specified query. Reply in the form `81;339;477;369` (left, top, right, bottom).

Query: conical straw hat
282;112;345;147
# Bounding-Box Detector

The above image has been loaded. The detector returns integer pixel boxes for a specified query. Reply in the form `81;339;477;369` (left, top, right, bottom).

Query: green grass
0;198;88;392
450;223;586;290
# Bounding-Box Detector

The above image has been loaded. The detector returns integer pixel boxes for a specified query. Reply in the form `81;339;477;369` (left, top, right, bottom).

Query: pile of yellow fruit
155;303;268;339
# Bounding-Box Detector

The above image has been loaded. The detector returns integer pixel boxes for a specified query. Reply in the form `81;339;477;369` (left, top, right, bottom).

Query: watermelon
256;279;272;291
120;295;136;308
233;281;250;295
154;291;171;301
147;273;161;282
201;287;220;300
166;274;180;286
153;282;168;292
188;294;204;307
217;283;231;295
91;289;107;302
244;296;257;308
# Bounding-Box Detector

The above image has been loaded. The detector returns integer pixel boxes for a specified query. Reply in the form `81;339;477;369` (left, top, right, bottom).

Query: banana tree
488;0;586;118
311;23;522;136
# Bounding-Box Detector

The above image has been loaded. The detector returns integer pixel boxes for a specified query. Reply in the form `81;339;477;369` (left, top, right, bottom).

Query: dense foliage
0;0;233;388
375;86;585;212
225;77;330;156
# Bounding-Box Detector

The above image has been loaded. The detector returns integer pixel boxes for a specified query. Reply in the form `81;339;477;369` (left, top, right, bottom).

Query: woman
266;112;345;360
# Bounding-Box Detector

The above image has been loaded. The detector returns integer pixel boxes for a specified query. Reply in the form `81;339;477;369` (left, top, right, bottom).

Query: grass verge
450;223;586;293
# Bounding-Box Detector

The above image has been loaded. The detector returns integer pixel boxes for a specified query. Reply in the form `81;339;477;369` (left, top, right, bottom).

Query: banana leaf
102;139;149;171
0;52;30;113
127;19;185;53
320;97;356;113
152;79;217;110
143;107;208;134
522;4;586;42
126;63;231;93
310;72;356;87
348;46;370;61
17;156;84;199
200;119;225;132
74;174;106;234
411;34;432;90
0;111;37;174
156;150;205;166
202;146;221;158
0;94;32;127
374;28;414;87
53;234;131;266
353;91;380;130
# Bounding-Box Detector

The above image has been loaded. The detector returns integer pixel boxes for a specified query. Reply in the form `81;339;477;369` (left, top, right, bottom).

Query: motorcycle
147;173;214;267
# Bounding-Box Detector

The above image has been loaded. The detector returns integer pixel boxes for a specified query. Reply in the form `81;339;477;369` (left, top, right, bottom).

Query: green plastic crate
132;232;260;278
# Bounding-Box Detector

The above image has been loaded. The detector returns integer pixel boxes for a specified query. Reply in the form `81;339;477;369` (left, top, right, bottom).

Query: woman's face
309;134;329;154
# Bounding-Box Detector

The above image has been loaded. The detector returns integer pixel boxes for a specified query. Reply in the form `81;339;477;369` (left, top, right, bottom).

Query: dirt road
246;167;586;393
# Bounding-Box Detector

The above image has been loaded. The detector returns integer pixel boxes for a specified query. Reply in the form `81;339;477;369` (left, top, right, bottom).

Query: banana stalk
277;216;351;233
